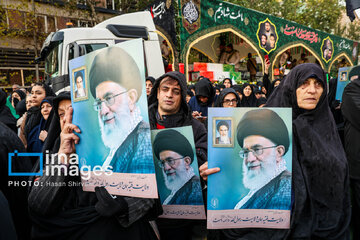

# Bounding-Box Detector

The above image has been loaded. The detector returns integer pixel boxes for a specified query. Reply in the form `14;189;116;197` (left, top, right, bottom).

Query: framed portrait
340;71;348;82
321;37;334;63
256;18;278;54
72;66;88;102
212;117;234;148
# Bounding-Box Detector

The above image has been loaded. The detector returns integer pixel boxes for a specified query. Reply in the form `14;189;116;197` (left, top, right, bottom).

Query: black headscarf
265;63;350;239
239;83;258;107
0;90;17;133
12;90;26;109
214;88;241;107
42;92;71;154
24;83;54;139
194;77;215;106
15;99;27;117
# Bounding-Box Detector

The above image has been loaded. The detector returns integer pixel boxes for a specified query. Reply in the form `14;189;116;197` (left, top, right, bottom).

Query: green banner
179;0;359;71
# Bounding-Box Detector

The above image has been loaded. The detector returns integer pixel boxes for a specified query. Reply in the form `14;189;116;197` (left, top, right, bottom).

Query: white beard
98;104;133;150
242;151;278;191
163;160;194;192
219;135;230;144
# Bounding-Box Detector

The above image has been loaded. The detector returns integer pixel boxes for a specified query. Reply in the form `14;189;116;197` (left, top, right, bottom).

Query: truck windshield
45;42;63;78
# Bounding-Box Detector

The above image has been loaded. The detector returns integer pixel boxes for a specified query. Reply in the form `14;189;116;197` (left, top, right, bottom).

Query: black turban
153;129;194;163
216;120;229;131
89;47;142;101
236;109;290;154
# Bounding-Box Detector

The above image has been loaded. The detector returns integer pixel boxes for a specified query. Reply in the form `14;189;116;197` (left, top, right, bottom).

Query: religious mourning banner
151;126;206;219
207;107;292;229
69;39;158;198
146;0;177;46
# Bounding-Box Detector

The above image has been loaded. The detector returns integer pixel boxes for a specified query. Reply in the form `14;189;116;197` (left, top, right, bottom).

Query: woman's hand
39;130;48;141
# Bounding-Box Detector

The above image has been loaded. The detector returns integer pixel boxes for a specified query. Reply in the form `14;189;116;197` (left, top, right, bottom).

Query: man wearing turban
153;129;202;205
215;120;231;144
234;109;291;210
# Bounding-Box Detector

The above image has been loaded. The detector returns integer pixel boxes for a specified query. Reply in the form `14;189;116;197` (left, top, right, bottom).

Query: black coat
341;78;360;179
0;190;17;240
265;63;350;239
0;122;32;239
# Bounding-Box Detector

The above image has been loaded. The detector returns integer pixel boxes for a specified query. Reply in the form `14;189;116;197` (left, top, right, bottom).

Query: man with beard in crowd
89;47;153;173
153;129;202;205
234;109;291;210
148;71;207;240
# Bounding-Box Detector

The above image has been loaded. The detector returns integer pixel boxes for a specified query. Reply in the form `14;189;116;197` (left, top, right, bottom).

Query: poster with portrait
151;126;206;219
69;39;158;198
321;37;334;63
257;18;278;54
335;67;351;102
207;107;292;229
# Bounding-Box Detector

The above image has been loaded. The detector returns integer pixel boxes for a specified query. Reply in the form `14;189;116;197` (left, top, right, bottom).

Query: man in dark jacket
341;66;360;240
148;71;207;240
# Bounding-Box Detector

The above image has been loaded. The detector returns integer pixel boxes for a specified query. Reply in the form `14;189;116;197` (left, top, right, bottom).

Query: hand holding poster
151;126;205;219
207;107;292;229
69;39;157;198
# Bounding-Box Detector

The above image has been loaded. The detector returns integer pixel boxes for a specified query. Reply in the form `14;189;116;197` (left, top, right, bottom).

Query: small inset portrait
340;71;348;82
72;66;88;101
257;18;278;54
213;118;234;147
321;37;334;63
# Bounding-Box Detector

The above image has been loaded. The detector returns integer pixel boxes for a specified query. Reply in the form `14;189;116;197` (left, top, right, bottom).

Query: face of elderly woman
296;77;323;110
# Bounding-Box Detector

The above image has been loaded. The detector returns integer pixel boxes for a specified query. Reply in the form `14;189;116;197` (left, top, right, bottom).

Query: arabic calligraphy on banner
181;0;201;34
213;3;244;23
81;171;158;198
207;209;290;229
160;205;206;219
151;1;166;19
283;24;319;44
339;39;351;51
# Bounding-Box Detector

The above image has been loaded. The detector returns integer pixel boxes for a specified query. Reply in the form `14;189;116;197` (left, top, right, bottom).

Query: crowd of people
0;59;359;240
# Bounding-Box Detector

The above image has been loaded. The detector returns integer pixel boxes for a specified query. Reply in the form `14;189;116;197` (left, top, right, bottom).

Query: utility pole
32;0;40;82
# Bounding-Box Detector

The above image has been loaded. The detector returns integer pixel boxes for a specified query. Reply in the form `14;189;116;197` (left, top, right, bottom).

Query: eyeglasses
239;145;277;159
93;91;128;111
157;157;183;168
223;98;238;106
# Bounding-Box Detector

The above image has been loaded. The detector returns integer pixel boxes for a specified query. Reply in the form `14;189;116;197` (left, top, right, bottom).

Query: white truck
37;11;164;94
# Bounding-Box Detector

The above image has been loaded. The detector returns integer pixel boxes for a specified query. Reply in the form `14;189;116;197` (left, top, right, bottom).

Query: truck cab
38;11;164;94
